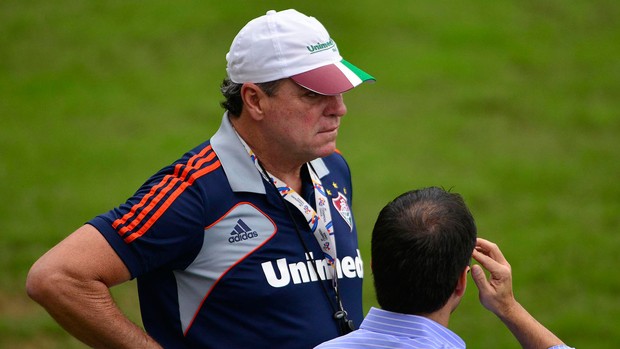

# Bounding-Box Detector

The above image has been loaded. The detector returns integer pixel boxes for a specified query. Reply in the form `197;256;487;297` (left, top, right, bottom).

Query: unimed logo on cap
307;39;336;54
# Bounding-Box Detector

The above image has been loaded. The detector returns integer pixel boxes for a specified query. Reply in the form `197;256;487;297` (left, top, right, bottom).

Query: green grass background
2;1;619;347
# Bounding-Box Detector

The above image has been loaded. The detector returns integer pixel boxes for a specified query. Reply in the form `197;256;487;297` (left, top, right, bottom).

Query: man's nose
326;94;347;117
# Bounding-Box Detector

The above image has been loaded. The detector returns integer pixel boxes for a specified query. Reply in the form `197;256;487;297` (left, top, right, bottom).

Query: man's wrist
494;298;522;321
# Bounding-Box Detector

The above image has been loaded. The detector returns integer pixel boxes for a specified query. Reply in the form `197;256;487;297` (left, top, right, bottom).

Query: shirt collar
210;113;330;194
361;307;466;348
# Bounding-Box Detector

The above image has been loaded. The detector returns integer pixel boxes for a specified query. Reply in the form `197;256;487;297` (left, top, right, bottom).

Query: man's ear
240;83;267;120
454;266;469;297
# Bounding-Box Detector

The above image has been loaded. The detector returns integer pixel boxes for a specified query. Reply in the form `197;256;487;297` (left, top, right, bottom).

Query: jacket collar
210;113;330;194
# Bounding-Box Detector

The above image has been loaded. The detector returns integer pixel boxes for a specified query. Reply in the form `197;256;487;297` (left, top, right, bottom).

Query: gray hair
220;78;284;117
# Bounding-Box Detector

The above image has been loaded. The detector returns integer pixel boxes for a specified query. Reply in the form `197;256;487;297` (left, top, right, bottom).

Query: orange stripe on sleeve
123;160;221;243
112;145;215;238
116;151;218;235
113;175;175;231
117;174;180;236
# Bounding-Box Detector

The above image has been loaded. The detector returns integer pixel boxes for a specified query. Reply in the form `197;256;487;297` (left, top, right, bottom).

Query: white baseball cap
226;9;375;96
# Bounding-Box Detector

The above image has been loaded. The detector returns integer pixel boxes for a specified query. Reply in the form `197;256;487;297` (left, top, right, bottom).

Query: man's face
260;79;348;164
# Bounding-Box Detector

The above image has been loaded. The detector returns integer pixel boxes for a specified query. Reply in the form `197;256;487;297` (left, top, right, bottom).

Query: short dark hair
371;187;477;315
220;78;283;117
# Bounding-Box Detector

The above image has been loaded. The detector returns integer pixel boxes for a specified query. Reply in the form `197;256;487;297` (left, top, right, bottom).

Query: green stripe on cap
341;59;375;81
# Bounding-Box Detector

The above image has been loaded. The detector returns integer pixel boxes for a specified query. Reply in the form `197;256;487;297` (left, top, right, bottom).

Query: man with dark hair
27;9;374;348
317;187;573;349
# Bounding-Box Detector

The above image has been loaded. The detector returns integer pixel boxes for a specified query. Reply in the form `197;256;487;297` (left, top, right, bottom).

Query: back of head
371;187;477;315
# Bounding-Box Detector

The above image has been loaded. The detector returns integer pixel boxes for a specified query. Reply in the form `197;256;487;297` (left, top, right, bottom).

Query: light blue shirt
315;307;575;349
315;307;465;348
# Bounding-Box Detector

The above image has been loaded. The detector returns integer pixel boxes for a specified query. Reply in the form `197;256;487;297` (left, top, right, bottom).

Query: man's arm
26;224;162;349
471;238;572;349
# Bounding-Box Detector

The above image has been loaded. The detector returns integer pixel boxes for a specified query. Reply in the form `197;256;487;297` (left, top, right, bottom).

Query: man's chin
315;144;338;159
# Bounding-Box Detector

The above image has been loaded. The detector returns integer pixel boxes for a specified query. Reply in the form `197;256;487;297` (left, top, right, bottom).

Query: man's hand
470;237;518;318
470;238;569;349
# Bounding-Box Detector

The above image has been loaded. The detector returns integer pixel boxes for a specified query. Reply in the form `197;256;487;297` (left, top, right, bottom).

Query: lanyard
236;135;339;284
268;165;338;282
233;129;354;334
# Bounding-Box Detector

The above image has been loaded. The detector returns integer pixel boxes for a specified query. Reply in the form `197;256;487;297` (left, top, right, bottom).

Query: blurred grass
1;0;619;348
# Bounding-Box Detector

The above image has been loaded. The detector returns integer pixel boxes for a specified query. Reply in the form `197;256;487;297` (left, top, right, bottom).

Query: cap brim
290;59;375;96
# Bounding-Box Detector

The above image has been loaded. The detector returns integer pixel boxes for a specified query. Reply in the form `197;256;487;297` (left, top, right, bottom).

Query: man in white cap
27;9;374;348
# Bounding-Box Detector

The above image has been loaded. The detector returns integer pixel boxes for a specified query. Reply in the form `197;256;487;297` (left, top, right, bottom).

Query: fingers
475;238;508;265
471;238;512;285
470;264;489;292
470;261;499;313
471;238;517;315
472;248;506;276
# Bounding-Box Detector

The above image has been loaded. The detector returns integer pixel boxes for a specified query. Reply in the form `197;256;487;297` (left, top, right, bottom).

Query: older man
27;9;374;348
